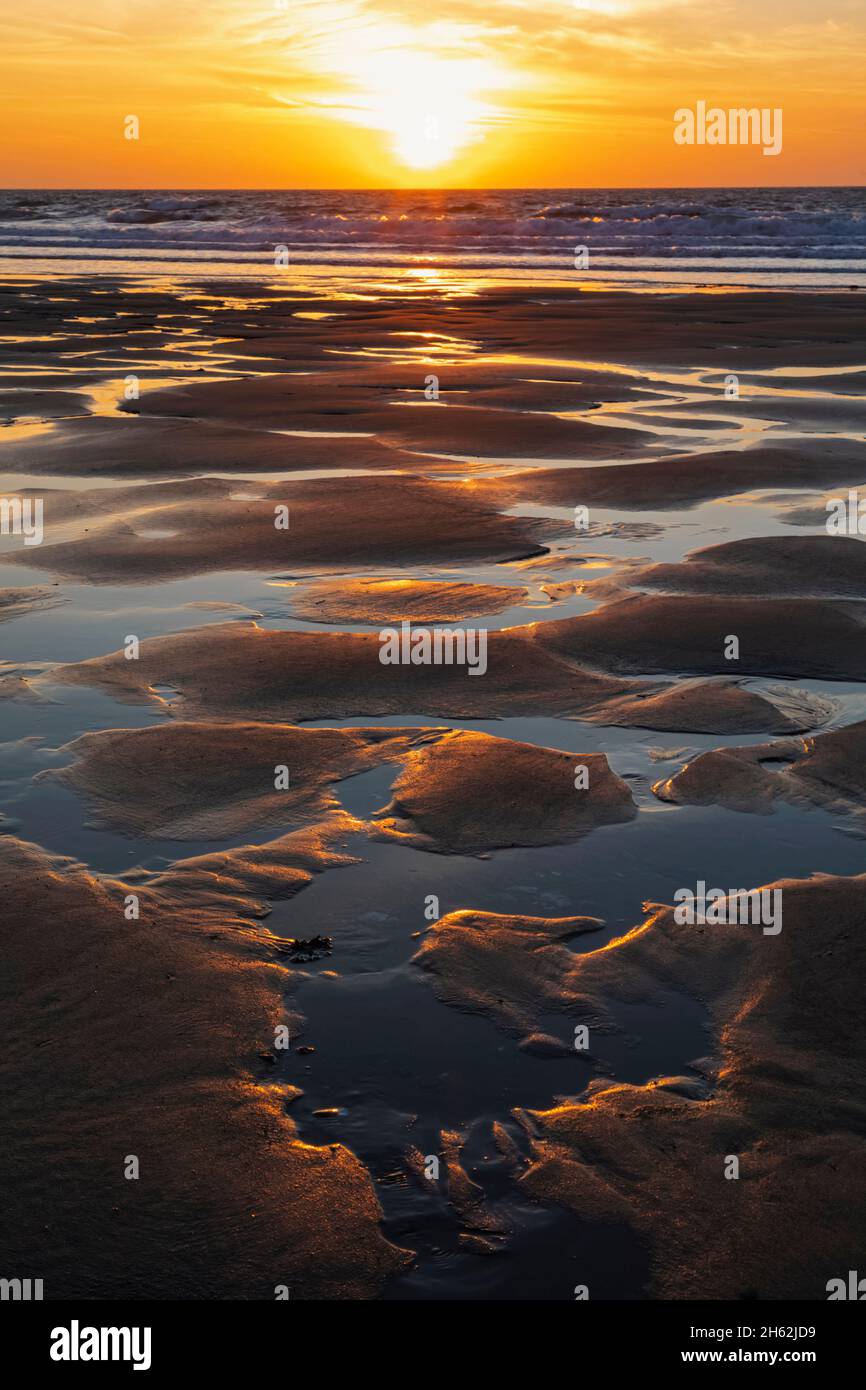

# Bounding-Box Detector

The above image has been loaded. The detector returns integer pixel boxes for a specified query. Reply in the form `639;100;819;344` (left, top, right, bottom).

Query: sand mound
0;584;65;621
535;593;866;680
0;834;407;1299
1;412;420;478
290;577;525;624
588;676;831;735
42;721;435;838
125;370;653;460
635;534;866;599
8;474;555;581
414;909;605;1042
516;873;866;1299
476;440;866;511
371;730;636;853
653;718;866;819
50;617;832;734
415;872;866;1299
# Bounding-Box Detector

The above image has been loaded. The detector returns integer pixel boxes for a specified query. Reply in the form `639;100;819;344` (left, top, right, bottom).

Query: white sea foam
0;188;863;288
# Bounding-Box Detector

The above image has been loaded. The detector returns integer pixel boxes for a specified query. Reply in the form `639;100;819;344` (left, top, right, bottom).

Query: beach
2;261;866;1301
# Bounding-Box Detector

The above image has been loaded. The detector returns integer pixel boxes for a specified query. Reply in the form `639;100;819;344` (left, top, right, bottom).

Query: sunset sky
1;0;864;188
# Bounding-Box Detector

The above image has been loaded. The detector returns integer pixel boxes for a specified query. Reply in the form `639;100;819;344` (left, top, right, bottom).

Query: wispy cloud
1;0;863;184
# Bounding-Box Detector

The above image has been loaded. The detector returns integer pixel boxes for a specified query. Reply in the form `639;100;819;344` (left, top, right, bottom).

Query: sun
359;49;491;170
325;26;507;171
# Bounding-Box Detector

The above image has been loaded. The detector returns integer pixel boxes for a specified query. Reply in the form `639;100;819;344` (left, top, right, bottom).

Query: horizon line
3;183;865;193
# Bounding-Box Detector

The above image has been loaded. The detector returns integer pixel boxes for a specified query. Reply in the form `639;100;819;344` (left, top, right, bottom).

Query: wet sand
1;273;865;1301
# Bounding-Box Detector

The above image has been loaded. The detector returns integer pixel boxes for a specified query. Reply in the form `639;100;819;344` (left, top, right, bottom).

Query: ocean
1;185;864;289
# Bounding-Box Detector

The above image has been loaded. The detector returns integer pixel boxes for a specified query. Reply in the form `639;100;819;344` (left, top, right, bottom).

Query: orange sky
1;0;864;187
